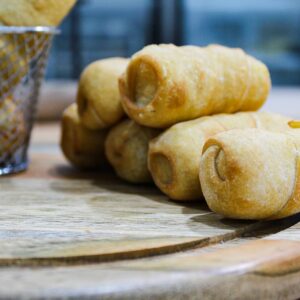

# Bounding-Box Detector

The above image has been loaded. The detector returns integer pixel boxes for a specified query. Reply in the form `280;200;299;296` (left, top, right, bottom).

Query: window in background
183;0;300;85
47;0;153;79
47;0;300;86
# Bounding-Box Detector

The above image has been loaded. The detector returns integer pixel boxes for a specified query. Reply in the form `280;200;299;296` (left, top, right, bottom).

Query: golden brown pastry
105;119;160;183
0;36;28;99
60;103;107;170
0;0;76;99
148;112;291;201
77;58;128;130
199;128;300;220
0;97;26;160
119;44;271;128
0;0;76;26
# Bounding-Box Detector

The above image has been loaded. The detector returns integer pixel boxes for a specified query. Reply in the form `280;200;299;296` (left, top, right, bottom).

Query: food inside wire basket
0;26;58;175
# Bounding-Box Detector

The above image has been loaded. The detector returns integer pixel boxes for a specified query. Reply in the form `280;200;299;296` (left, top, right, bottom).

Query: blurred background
38;0;300;120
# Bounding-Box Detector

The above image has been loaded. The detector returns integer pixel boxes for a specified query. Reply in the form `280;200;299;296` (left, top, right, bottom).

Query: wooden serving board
1;123;300;299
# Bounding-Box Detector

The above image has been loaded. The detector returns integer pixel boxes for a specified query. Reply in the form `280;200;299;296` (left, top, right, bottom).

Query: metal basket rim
0;26;60;34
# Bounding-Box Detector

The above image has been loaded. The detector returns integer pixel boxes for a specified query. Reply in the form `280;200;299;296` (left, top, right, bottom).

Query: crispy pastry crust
105;119;160;183
148;112;291;201
119;44;271;128
60;103;107;170
0;0;76;97
77;58;128;130
200;129;300;220
0;0;76;26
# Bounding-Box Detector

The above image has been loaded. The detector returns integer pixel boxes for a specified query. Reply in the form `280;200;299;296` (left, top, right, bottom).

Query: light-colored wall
36;81;300;121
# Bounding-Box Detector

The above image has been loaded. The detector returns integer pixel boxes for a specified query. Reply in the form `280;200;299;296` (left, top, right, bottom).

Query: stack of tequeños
61;43;298;220
61;57;129;170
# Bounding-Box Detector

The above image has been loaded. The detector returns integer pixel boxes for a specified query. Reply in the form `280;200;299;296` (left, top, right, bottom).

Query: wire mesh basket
0;26;58;175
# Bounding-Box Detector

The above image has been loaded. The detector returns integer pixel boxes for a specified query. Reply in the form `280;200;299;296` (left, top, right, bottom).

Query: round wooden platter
1;123;300;299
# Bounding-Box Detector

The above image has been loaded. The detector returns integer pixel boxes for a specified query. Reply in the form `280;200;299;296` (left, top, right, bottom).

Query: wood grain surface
1;123;300;299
